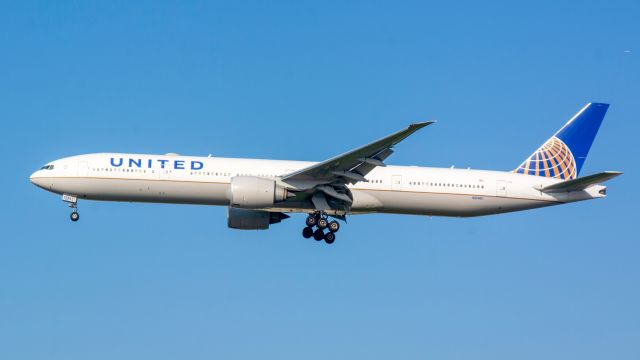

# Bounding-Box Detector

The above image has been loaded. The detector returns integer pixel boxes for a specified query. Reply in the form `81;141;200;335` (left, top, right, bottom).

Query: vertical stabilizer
514;103;609;180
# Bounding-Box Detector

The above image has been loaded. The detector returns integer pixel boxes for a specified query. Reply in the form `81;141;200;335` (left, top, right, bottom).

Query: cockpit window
40;165;54;170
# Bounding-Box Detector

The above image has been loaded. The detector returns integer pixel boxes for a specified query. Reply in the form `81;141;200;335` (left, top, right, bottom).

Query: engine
229;176;289;209
227;207;290;230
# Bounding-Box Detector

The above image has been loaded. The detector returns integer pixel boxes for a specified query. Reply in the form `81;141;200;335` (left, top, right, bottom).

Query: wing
280;121;435;214
282;121;435;184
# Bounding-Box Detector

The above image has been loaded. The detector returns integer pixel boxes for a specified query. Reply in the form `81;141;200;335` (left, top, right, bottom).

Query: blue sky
1;1;638;359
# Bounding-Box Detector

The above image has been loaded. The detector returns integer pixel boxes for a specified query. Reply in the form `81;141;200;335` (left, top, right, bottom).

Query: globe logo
515;137;577;180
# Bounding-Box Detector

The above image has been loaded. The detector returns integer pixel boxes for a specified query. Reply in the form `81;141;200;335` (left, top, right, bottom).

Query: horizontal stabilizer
540;171;622;193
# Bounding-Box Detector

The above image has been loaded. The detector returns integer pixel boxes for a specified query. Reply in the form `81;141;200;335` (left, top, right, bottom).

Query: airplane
30;103;621;244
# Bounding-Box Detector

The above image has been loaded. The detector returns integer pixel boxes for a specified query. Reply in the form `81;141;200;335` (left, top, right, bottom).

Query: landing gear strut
63;194;80;222
302;212;340;244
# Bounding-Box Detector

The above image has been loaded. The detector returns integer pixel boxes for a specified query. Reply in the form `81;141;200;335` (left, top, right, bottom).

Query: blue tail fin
514;103;609;180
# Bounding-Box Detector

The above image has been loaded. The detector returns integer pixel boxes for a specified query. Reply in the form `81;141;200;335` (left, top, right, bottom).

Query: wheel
324;232;336;244
305;215;317;227
302;227;313;239
313;229;324;241
317;218;328;229
328;221;340;233
70;211;80;222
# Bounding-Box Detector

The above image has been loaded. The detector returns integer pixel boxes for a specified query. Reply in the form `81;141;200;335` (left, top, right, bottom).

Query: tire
305;215;317;227
328;221;340;233
313;229;324;241
317;218;328;229
302;227;313;239
70;212;80;222
324;232;336;244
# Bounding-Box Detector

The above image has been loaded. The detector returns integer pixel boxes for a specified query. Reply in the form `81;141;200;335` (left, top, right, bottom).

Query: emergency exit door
391;175;402;191
496;180;508;196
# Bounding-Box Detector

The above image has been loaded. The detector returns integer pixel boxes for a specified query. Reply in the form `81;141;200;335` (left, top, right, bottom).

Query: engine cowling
229;176;289;209
227;208;290;230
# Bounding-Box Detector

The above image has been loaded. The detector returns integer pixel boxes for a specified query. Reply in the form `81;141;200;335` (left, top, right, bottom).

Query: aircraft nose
30;171;44;187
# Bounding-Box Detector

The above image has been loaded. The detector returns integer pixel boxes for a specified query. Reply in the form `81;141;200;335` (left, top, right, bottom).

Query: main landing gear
302;212;340;244
62;194;80;222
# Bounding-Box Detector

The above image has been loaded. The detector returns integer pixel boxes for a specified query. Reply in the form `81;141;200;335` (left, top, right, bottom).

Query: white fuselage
29;153;605;217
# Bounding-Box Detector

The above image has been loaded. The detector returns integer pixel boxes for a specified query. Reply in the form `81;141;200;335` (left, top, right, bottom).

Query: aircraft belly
351;189;557;217
51;178;230;205
46;178;559;216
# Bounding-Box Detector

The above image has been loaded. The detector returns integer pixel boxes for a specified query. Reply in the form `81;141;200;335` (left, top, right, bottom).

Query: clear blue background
1;1;638;359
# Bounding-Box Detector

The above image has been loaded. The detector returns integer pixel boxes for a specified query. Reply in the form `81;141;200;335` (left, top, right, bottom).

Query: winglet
409;120;436;130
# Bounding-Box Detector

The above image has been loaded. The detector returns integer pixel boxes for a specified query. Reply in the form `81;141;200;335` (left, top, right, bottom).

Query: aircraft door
157;164;171;180
496;180;508;196
78;161;89;176
158;167;170;180
391;175;402;191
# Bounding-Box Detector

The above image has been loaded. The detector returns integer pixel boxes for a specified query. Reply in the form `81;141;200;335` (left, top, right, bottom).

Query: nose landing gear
63;194;80;222
302;212;340;244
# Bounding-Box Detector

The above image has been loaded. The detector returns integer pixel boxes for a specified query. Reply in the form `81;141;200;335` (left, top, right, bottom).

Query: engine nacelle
227;207;289;230
229;176;288;209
